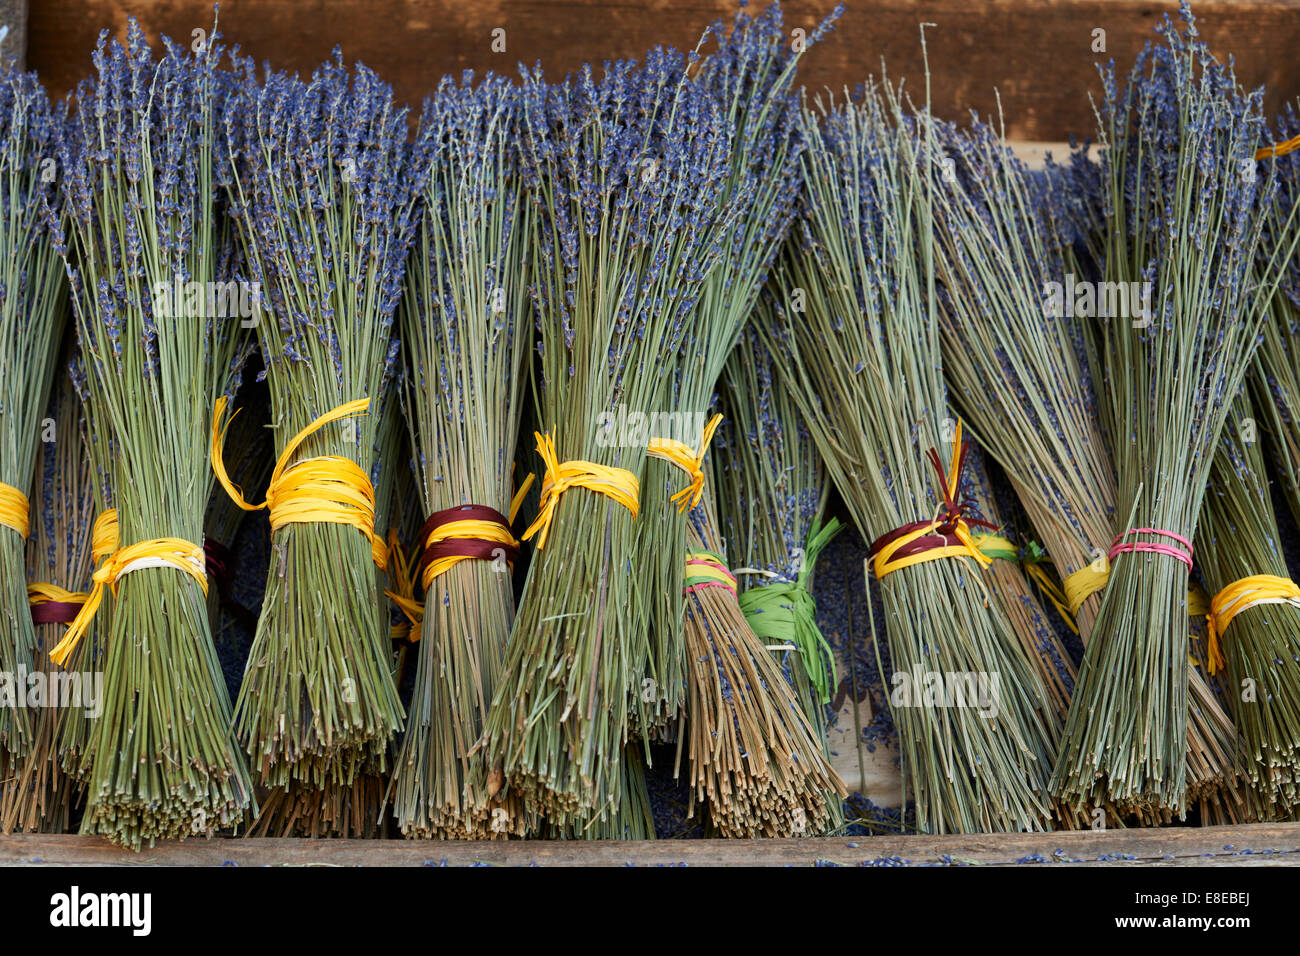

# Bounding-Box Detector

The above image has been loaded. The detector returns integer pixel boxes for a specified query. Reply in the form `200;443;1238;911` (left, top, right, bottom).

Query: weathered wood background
24;0;1300;142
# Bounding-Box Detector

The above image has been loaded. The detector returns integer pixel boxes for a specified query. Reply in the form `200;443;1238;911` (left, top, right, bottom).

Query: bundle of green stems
477;49;737;823
0;65;65;761
2;361;87;833
55;22;253;846
387;74;533;839
762;76;1060;833
222;53;416;791
1051;9;1297;816
712;324;845;832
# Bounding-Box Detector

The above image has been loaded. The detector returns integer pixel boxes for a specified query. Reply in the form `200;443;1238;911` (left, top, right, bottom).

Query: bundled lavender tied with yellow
477;47;737;823
52;21;252;847
0;64;64;761
220;52;416;791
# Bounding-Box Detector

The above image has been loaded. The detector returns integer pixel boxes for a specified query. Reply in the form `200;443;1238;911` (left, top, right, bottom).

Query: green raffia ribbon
737;518;843;704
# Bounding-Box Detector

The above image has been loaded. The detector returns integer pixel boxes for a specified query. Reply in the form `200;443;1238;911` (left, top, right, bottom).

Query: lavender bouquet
635;2;836;737
1052;8;1292;815
387;73;533;839
708;323;848;835
0;64;64;760
53;21;252;846
221;52;416;791
477;50;735;823
762;78;1060;833
2;358;85;833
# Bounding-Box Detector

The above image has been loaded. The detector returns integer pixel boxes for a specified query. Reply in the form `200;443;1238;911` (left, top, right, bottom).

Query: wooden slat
3;823;1299;866
26;1;1300;143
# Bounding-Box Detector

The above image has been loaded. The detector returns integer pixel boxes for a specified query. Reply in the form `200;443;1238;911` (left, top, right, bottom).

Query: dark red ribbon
31;600;84;625
867;438;995;560
415;504;519;590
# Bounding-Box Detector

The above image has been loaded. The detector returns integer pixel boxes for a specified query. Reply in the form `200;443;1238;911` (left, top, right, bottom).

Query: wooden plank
4;823;1299;866
25;1;1300;143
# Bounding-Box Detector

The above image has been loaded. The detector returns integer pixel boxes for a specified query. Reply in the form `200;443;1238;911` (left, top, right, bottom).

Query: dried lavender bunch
385;73;532;839
711;325;846;833
1252;100;1300;525
477;51;735;822
1197;393;1300;809
252;354;407;837
223;52;415;790
635;2;838;737
0;64;64;759
761;78;1060;834
1052;7;1293;816
2;358;85;833
679;489;846;837
54;20;252;847
929;111;1115;639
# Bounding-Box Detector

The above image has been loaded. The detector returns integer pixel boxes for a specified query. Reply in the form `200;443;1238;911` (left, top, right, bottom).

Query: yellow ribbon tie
520;430;640;551
1206;575;1300;676
49;537;207;667
28;582;90;606
647;413;724;512
384;528;423;644
212;396;388;569
1063;559;1109;617
1256;134;1300;160
92;509;119;564
0;482;30;538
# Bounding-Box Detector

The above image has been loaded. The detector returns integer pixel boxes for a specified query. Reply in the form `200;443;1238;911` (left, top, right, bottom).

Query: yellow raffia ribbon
871;421;992;579
384;529;423;644
1205;575;1300;676
92;509;119;564
212;396;387;569
1256;134;1300;160
646;413;723;512
48;537;207;667
1063;558;1110;617
0;482;30;538
520;430;639;551
27;582;90;606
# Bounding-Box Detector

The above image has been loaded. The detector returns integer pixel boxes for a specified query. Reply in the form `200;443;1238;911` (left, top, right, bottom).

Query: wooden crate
4;824;1300;866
